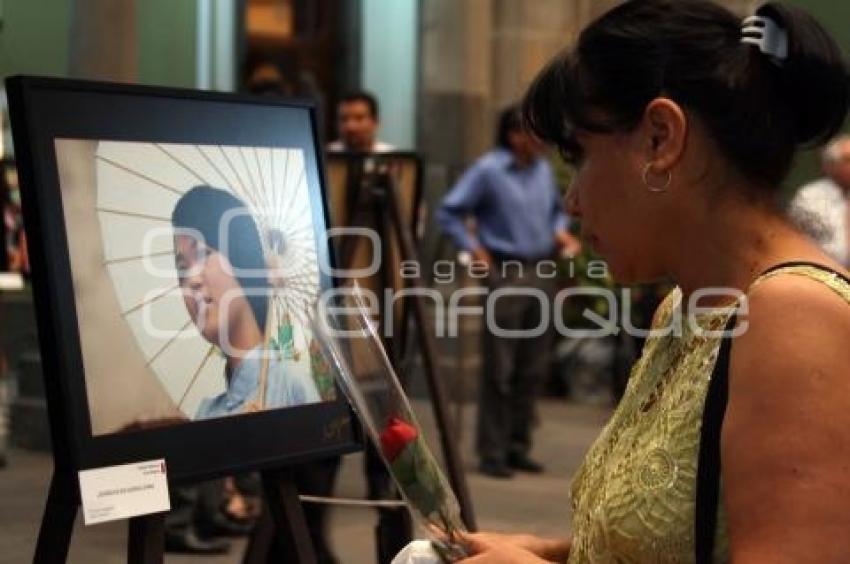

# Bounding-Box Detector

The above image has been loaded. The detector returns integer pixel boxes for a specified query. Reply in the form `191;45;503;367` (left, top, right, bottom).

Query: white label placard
78;459;170;525
0;273;24;290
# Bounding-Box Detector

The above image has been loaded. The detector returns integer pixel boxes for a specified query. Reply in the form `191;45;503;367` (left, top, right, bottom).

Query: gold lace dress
567;265;850;564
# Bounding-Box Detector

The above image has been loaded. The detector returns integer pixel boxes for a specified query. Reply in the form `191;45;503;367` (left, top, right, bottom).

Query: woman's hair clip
741;15;788;64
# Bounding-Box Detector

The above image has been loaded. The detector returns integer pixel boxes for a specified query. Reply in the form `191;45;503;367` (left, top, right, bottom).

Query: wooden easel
34;467;317;564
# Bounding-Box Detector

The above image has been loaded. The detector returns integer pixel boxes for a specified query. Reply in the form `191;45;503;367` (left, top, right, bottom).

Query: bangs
521;49;614;157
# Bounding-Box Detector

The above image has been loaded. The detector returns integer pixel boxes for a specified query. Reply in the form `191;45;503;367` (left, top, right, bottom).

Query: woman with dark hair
171;185;320;419
459;1;850;562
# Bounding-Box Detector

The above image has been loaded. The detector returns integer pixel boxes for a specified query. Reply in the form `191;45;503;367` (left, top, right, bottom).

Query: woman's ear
641;97;688;170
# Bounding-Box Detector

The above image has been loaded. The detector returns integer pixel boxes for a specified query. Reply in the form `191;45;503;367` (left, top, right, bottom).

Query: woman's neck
667;192;823;308
224;311;264;377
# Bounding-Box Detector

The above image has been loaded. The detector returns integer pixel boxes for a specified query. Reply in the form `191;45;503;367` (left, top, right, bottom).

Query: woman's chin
194;322;220;347
202;332;220;347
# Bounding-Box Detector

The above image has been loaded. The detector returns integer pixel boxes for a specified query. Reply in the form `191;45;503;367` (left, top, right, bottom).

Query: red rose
379;416;418;462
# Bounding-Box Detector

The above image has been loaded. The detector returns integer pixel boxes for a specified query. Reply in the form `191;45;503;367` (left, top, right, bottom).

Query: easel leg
261;468;317;564
127;513;164;564
242;510;275;564
365;441;412;564
33;472;77;564
375;505;413;564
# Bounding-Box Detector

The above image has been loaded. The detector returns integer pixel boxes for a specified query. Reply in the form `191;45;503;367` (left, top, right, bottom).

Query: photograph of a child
172;186;321;418
54;138;335;435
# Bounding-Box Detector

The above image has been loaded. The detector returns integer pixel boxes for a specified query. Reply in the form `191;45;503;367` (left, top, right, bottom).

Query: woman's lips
191;293;211;319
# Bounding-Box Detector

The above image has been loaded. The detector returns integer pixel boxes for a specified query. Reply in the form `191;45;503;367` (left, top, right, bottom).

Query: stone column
68;0;138;81
9;0;139;453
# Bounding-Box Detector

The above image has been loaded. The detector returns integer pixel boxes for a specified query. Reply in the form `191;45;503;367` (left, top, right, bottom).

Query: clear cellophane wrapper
310;287;467;562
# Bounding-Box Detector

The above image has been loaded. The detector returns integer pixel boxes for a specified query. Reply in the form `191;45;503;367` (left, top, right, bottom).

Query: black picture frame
6;75;360;483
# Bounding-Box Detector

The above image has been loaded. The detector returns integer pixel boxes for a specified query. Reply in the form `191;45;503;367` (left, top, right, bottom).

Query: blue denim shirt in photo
195;346;321;419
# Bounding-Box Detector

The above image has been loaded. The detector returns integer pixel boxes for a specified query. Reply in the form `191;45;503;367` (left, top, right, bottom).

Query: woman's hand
458;532;570;563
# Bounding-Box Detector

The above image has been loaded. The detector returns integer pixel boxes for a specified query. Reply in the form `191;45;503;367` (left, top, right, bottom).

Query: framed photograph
6;76;359;480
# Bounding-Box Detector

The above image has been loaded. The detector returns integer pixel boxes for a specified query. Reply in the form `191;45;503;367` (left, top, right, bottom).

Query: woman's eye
175;257;201;280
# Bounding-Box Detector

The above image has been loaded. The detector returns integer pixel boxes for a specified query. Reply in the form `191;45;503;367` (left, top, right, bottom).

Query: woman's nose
184;267;204;290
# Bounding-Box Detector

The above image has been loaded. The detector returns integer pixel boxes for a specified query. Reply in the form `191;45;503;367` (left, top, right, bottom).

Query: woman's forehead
174;233;195;247
174;232;212;257
174;231;206;246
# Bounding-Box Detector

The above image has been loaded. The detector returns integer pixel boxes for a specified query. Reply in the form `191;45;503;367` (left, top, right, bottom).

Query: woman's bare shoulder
721;272;850;562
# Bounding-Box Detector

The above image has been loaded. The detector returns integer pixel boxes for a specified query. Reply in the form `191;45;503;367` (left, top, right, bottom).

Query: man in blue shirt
438;106;580;478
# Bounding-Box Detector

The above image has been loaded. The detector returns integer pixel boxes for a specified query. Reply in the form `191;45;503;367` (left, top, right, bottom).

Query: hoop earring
642;163;672;193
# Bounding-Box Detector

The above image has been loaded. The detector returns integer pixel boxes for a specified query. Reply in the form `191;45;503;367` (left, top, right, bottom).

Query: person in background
1;161;26;275
789;134;850;266
437;105;581;479
0;163;12;272
327;91;394;153
164;479;250;555
246;57;325;106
